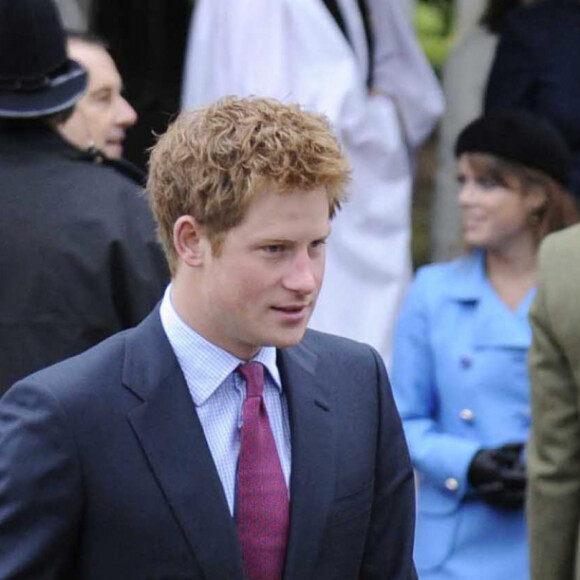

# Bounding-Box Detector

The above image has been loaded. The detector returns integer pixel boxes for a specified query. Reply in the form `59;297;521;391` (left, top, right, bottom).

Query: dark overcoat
485;0;580;198
0;125;169;395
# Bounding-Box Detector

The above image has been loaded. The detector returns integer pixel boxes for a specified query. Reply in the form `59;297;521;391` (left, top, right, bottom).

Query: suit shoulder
11;330;131;402
47;152;142;202
538;224;580;275
293;332;389;408
507;2;563;26
541;223;580;254
298;328;381;366
503;1;575;47
67;160;155;226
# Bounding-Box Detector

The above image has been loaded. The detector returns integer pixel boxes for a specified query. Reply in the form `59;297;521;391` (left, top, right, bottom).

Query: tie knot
237;362;265;398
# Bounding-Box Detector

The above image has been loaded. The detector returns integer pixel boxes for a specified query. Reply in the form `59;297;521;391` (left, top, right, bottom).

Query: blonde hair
147;96;351;273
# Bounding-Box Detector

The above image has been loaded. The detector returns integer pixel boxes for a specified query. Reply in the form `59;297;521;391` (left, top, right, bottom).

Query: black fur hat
455;111;572;186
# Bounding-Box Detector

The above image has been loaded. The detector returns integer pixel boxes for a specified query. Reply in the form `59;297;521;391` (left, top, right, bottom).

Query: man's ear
173;215;208;267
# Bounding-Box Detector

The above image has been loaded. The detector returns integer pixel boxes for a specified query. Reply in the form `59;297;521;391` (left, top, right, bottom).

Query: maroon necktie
236;362;289;580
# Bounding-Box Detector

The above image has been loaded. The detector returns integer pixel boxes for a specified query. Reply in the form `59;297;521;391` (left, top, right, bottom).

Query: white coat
181;0;444;363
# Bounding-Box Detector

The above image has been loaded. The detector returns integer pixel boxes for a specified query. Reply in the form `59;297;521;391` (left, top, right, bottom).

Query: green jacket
528;223;580;580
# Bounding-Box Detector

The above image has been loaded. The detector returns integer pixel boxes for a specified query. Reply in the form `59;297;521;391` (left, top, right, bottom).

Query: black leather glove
467;443;526;509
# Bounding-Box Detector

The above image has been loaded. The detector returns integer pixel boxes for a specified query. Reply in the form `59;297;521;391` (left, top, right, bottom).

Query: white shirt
159;286;292;515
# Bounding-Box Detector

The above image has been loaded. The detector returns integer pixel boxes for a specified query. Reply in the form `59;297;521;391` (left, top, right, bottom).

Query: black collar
321;0;374;88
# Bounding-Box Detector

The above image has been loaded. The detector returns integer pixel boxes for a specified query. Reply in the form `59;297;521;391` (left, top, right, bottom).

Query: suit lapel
279;339;337;580
123;310;244;580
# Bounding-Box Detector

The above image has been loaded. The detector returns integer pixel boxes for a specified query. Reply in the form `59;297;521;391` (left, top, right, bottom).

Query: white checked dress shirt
159;286;292;516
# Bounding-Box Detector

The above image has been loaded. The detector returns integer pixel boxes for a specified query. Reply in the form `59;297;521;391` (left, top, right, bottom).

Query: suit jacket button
459;408;475;422
445;478;459;491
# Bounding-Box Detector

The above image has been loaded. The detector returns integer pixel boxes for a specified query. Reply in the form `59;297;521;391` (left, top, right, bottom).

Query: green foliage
414;0;456;72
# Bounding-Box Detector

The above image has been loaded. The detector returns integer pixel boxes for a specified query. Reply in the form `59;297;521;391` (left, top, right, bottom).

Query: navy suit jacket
0;308;417;579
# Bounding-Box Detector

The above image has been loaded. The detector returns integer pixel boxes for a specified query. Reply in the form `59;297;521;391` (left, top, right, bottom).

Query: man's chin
266;328;309;349
103;143;123;159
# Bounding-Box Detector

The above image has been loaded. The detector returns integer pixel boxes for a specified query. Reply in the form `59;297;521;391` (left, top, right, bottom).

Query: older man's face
60;39;137;159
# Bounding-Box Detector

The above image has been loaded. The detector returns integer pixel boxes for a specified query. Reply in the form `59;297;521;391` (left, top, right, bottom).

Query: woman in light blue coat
392;112;578;580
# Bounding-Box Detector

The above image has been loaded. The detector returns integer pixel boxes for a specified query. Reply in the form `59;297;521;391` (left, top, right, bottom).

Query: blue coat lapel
279;339;336;580
122;309;244;580
470;287;533;349
444;252;533;349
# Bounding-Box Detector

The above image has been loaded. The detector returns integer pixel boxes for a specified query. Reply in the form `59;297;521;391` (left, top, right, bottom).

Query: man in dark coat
485;0;580;201
0;0;169;396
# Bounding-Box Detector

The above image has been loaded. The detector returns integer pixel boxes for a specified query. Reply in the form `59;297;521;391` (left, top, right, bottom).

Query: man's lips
271;304;311;313
106;132;126;145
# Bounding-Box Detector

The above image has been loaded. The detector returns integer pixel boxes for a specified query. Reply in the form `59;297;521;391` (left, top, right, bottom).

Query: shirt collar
159;285;281;406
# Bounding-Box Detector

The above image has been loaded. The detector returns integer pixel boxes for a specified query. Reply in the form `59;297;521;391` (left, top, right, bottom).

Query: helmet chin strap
70;107;106;160
64;109;146;186
86;140;107;162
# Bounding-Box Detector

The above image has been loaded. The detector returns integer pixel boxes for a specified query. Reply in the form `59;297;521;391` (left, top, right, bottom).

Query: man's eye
90;91;113;105
310;239;326;250
264;245;284;254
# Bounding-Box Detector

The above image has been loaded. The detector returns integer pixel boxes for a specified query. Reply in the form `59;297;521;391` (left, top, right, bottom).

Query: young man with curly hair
0;96;417;580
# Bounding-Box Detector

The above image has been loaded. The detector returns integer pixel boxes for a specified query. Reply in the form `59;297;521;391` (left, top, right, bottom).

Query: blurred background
54;0;489;269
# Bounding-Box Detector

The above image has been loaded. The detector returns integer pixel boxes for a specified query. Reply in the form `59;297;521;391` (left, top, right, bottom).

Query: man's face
185;187;330;360
60;39;137;159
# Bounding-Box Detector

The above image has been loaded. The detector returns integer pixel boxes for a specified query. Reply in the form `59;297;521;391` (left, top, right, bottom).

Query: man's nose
117;96;138;128
283;251;319;294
